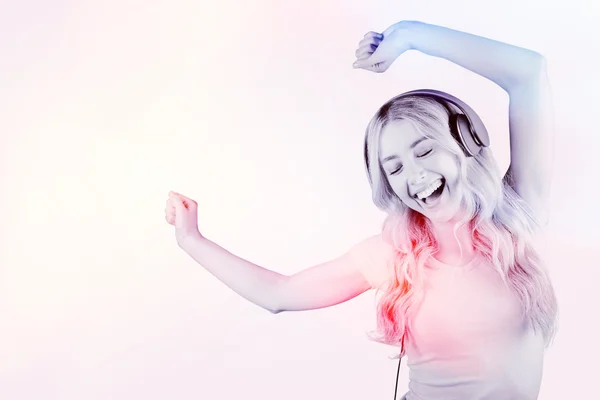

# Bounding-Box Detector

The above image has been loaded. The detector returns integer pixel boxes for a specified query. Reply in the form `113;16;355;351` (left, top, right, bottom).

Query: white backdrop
1;1;598;399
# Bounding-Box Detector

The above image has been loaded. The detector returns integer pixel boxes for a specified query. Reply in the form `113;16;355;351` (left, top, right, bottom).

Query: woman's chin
425;202;464;224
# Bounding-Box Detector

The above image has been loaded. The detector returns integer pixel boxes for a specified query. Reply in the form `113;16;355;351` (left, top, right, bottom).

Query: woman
165;20;557;399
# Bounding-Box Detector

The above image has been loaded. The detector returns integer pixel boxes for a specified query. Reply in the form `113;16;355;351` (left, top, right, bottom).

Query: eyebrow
381;137;429;163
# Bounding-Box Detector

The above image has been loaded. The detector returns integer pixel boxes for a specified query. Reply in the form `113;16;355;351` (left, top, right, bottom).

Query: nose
407;164;427;186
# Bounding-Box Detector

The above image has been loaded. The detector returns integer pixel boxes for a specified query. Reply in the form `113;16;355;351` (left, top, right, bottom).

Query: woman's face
379;119;464;223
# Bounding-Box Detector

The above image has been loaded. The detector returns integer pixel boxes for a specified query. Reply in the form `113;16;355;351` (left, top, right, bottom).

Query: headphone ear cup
452;114;481;157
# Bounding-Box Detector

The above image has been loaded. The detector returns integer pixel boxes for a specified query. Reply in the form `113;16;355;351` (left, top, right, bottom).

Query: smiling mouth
415;178;445;205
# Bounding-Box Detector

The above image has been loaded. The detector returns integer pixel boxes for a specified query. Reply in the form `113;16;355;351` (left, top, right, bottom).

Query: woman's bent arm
407;21;554;223
180;235;371;314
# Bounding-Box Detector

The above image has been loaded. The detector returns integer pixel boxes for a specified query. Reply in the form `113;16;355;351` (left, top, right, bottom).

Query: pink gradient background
1;1;598;399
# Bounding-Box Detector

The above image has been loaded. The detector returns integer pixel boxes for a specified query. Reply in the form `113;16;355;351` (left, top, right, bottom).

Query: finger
356;51;374;61
355;49;374;60
167;208;175;220
172;196;184;211
170;191;198;213
358;36;382;48
368;61;389;73
354;55;382;69
355;43;378;57
170;191;184;199
170;192;189;208
170;191;189;201
165;204;175;215
174;192;196;206
354;44;390;69
181;198;191;210
363;31;383;40
182;197;196;212
355;57;389;72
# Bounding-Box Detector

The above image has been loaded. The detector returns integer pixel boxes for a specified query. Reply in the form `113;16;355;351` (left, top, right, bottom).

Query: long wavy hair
363;94;558;358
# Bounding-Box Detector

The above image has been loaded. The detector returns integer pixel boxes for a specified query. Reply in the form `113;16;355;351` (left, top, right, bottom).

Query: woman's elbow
521;52;547;81
507;53;548;93
266;276;289;314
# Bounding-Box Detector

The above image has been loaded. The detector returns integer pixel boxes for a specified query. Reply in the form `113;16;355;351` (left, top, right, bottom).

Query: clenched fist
352;21;416;73
165;191;203;247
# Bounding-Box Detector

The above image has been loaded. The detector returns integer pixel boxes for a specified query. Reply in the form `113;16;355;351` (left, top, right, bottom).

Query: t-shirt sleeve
346;234;396;290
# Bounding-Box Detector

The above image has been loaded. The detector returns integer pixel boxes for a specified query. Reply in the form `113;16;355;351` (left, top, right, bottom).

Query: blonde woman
165;20;557;399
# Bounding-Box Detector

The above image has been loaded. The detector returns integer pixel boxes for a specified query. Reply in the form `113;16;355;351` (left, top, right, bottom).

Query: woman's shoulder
349;233;396;258
348;233;398;289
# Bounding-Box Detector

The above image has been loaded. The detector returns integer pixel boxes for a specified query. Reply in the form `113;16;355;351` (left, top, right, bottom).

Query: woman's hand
352;21;416;73
165;191;203;247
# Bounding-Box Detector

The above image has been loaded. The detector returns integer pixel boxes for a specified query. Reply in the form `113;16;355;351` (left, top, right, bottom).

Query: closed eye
417;149;433;157
390;165;403;175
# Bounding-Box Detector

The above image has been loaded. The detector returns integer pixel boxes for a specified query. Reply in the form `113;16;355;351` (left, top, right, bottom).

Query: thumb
353;51;386;70
172;193;194;211
173;196;187;224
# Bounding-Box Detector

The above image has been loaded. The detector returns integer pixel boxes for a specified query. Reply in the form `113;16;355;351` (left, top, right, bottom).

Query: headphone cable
393;357;402;400
394;334;406;400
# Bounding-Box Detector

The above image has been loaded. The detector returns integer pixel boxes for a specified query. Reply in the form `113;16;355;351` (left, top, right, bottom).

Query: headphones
365;90;490;400
365;89;490;180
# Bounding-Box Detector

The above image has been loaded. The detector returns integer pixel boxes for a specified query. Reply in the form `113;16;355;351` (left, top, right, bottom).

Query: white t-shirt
348;234;546;400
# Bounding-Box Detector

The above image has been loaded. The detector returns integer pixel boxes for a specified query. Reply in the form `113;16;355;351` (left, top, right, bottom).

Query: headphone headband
397;89;490;154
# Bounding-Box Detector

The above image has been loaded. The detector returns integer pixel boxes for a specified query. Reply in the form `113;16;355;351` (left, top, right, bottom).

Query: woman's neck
430;219;476;266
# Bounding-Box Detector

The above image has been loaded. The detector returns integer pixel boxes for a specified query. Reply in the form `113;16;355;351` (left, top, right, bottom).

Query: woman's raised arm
353;20;554;224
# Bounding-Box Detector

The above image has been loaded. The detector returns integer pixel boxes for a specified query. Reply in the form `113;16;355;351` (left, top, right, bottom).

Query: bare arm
353;21;554;224
504;70;554;225
180;235;371;314
407;22;554;224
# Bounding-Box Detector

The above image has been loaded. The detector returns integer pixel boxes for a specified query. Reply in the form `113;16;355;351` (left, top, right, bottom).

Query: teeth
416;179;442;200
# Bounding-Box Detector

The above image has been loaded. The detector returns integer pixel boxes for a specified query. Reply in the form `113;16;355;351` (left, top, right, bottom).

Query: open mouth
415;178;445;205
